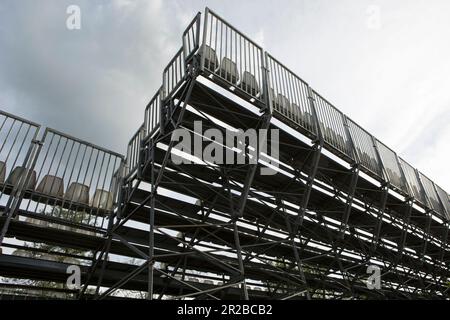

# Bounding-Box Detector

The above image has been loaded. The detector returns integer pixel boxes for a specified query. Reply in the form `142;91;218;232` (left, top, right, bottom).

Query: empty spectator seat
219;57;239;84
241;71;260;96
36;175;64;198
275;94;291;117
6;166;37;190
65;182;90;205
92;189;114;210
201;45;219;72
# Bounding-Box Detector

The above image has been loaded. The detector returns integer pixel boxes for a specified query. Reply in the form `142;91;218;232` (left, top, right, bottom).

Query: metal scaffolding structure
0;8;449;300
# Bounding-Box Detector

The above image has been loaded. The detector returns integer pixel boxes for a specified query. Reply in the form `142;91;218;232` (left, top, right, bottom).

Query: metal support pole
340;165;359;238
148;142;156;300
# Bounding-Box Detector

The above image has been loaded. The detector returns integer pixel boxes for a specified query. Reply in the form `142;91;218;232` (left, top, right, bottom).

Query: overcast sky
0;0;449;191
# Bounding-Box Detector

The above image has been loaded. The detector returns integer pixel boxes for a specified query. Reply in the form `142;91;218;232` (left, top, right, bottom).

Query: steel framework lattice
0;8;449;300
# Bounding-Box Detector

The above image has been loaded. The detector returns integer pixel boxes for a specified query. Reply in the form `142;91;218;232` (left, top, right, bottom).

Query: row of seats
202;45;261;97
202;45;350;146
0;161;113;211
271;91;351;152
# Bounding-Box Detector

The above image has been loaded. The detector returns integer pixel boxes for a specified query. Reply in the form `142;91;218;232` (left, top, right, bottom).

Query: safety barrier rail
14;128;124;229
0;110;40;213
125;124;145;180
183;12;201;62
375;139;408;194
312;90;353;159
162;47;186;101
266;54;317;136
346;118;383;179
201;8;265;103
419;172;445;217
398;158;427;205
435;184;450;219
144;90;161;141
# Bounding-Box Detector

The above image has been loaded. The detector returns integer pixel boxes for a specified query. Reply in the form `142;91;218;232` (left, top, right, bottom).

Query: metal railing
144;90;161;141
162;47;186;101
418;172;445;217
125;124;145;180
15;128;124;229
266;53;317;136
375;140;408;194
398;158;427;205
0;110;40;214
201;8;265;102
312;90;353;158
434;184;450;219
183;12;201;62
346;118;383;179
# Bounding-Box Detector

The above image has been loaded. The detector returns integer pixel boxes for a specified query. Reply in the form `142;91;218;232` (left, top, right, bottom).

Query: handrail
183;12;201;62
143;90;161;141
162;47;186;101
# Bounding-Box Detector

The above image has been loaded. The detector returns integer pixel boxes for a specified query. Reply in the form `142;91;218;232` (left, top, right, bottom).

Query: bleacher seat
241;71;260;96
92;189;113;210
291;103;301;123
6;166;37;190
219;57;239;84
202;45;219;72
36;175;64;198
65;182;90;205
302;111;314;129
335;134;347;152
276;94;291;117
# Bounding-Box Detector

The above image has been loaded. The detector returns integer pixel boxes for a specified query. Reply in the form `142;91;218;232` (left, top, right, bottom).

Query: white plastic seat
291;103;301;123
6;166;37;190
303;112;314;128
65;182;90;205
201;45;219;71
37;175;64;197
0;161;6;184
240;71;260;96
336;134;347;151
276;94;291;116
92;189;113;210
324;127;337;144
219;57;239;84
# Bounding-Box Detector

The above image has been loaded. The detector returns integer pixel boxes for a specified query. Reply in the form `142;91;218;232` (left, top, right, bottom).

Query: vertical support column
233;220;249;300
372;184;389;250
199;7;209;73
340;165;359;238
283;209;311;300
370;135;389;251
236;53;272;217
416;170;435;264
339;115;360;238
293;86;323;232
93;212;115;297
438;222;449;267
148;141;156;300
420;209;433;263
397;198;413;259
